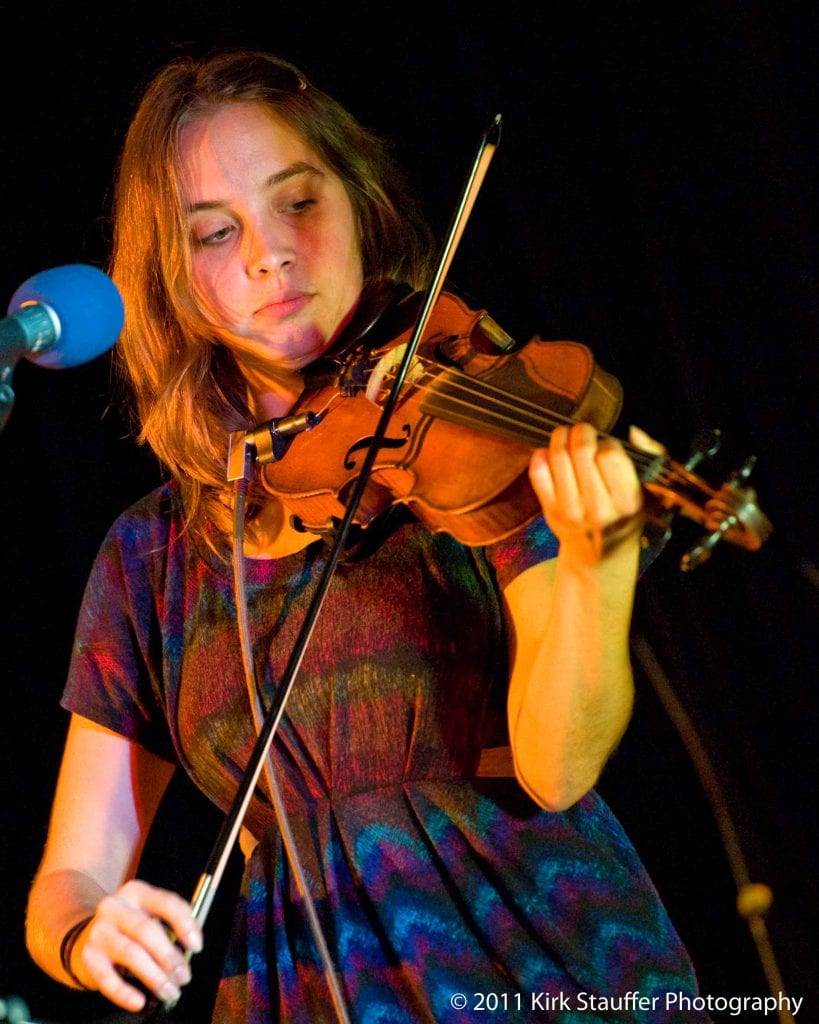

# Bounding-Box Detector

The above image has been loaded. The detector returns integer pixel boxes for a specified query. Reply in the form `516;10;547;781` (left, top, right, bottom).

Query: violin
238;281;773;570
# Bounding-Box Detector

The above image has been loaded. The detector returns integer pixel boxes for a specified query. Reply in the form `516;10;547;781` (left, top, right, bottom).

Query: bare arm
505;423;647;811
26;714;203;1012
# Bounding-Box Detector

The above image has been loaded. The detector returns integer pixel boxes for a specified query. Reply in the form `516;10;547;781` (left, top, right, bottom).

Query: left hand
528;422;645;567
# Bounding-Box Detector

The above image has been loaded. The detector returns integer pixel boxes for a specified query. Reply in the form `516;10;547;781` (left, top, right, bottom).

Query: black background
1;4;817;1022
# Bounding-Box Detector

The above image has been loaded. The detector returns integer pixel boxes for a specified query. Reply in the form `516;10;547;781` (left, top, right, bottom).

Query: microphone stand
157;114;503;1020
631;635;796;1024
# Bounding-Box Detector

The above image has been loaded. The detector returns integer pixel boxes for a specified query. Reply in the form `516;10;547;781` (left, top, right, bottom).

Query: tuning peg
680;524;732;571
684;427;722;471
680;452;767;571
731;453;758;483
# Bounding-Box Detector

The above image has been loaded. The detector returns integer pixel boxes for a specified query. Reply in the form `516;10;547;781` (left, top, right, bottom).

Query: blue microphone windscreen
7;263;125;369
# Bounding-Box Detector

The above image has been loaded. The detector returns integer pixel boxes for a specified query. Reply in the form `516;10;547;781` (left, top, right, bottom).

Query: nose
246;220;293;277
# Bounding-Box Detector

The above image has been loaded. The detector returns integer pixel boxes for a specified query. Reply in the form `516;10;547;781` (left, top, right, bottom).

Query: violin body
258;290;622;545
250;285;772;564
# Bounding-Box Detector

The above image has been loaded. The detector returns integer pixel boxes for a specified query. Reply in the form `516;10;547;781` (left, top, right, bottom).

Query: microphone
2;263;124;370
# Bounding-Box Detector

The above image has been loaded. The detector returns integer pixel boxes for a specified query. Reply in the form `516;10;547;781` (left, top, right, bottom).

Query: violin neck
419;363;669;482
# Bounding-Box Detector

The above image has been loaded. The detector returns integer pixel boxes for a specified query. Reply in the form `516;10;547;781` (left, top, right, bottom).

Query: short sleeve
60;494;176;762
483;516;560;591
483;512;670;592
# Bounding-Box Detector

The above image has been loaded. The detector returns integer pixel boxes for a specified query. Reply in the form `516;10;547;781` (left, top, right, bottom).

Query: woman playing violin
25;48;712;1023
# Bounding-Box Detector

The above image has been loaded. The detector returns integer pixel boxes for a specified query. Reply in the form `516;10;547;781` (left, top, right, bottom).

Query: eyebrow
185;161;323;214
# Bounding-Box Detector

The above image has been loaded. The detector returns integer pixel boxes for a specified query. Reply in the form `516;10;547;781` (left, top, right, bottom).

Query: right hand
71;879;203;1012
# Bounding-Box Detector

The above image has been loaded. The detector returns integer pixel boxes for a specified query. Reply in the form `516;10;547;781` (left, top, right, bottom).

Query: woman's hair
110;48;434;553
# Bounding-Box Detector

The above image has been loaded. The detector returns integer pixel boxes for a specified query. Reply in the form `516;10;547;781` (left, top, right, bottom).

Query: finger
594;436;644;518
75;915;157;1013
119;879;203;955
531;425;618;530
94;899;187;1003
528;447;556;507
566;423;622;529
83;888;198;1006
96;890;186;973
544;425;584;521
628;423;667;455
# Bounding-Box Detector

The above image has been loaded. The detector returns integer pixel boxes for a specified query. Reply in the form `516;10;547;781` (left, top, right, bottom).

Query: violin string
374;355;715;499
380;356;673;483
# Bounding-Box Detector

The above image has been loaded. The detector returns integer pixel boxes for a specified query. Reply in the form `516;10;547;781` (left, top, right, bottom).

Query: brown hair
110;49;434;552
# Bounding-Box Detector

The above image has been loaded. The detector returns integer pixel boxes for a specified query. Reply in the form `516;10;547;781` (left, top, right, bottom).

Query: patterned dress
62;483;710;1023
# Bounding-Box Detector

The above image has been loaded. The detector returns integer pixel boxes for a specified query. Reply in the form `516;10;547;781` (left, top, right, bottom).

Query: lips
256;292;313;319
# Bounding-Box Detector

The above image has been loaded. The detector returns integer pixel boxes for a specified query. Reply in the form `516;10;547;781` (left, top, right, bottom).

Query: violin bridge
365;344;425;405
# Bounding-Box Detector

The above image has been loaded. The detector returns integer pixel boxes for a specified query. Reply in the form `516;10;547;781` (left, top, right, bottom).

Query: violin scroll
638;429;773;571
678;453;773;571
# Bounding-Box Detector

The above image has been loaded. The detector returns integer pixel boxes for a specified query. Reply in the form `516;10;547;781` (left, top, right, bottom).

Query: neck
252;382;303;420
244;497;319;558
233;356;304;421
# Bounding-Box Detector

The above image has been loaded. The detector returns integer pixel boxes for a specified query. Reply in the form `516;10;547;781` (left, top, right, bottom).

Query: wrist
557;525;641;579
59;915;94;989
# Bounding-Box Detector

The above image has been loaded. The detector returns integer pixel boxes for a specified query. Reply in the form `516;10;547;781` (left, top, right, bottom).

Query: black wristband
59;916;94;989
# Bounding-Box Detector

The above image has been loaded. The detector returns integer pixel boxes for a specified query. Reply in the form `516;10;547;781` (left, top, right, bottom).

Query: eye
196;223;235;246
284;197;317;215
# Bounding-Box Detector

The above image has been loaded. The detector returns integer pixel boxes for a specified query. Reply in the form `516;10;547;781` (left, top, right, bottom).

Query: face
178;101;364;371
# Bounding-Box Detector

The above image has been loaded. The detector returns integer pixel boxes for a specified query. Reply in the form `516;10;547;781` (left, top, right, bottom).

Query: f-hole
344;424;411;470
